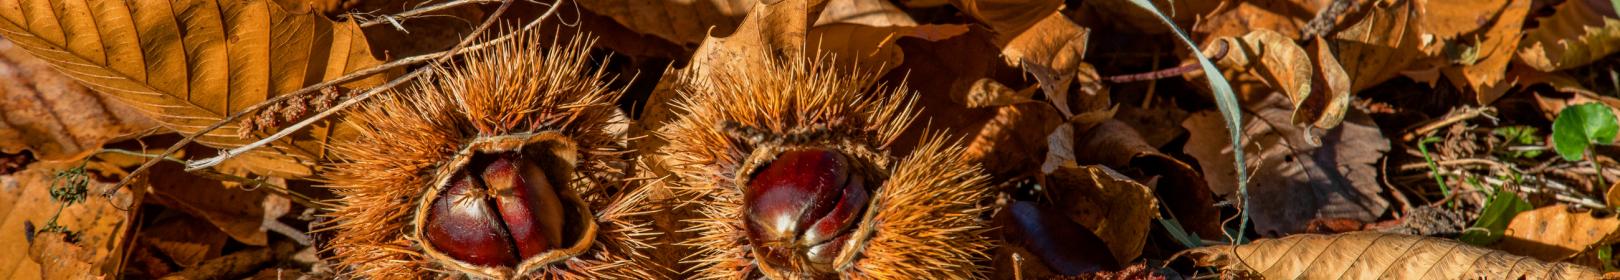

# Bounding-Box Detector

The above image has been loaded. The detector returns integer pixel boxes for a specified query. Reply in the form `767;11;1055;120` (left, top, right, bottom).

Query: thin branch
1401;106;1495;142
108;0;558;197
358;0;504;28
1102;39;1230;83
187;0;544;172
98;149;330;209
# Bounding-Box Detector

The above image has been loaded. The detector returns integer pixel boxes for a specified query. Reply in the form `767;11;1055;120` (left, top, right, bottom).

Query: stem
1101;40;1230;83
1418;136;1452;206
1592;149;1609;190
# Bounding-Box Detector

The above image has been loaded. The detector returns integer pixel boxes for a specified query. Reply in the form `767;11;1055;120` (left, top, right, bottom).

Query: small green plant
1492;126;1543;160
36;162;91;242
1458;182;1531;245
1551;103;1619;187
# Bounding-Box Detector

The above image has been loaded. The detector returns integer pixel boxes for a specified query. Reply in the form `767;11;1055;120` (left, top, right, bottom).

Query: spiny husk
321;30;660;279
657;54;995;279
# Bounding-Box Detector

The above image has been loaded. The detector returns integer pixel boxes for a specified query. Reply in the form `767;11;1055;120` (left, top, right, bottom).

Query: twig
187;0;541;172
358;0;504;28
1102;40;1229;83
108;0;561;196
98;149;330;209
1401;106;1494;142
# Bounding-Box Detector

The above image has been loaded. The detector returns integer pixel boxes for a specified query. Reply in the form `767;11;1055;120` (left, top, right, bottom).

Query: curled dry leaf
992;200;1118;278
1517;69;1620;121
1301;37;1352;129
1332;0;1424;92
997;12;1089;117
949;0;1061;40
1518;0;1620;72
0;161;140;279
1182;93;1389;235
1434;0;1530;104
1181;232;1603;279
1075;120;1221;238
0;0;393;178
1045;165;1159;265
1212;29;1314;108
1189;0;1320;41
0;39;158;162
1498;206;1620;262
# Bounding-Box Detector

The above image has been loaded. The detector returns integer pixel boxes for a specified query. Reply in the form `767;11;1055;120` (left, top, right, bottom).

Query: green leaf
1124;0;1246;242
1492;126;1543;159
1458;186;1531;245
1552;103;1620;161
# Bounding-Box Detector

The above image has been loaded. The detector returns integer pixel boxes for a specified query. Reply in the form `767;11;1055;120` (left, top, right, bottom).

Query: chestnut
423;152;570;268
743;149;871;275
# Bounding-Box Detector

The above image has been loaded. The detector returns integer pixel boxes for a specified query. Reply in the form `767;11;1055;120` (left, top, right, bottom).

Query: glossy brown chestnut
743;149;870;275
424;152;569;267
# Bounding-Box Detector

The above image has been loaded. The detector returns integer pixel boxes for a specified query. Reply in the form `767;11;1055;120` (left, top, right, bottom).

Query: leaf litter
1;0;1620;278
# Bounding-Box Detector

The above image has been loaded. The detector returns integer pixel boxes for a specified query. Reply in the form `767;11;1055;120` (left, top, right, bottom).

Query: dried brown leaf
1182;93;1389;235
144;163;270;246
0;0;393;178
1046;165;1159;265
575;0;755;46
1213;29;1314;107
1;161;140;279
0;39;158;162
949;0;1061;40
1499;206;1620;261
1435;0;1531;104
808;23;970;78
27;232;100;280
1182;232;1603;279
962;78;1038;108
138;215;231;268
1519;69;1620;121
963;102;1064;179
817;0;915;27
1332;0;1424;92
1300;37;1352;129
1074;120;1221;238
1518;0;1620;71
998;12;1089;117
1189;0;1322;42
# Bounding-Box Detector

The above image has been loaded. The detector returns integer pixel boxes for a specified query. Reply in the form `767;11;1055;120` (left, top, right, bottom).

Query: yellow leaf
0;0;393;178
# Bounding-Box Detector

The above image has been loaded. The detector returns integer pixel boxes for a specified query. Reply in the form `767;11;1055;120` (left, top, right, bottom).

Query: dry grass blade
1180;232;1603;279
0;0;394;177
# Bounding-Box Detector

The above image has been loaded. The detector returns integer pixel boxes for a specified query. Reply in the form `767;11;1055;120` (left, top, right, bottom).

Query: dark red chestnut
744;149;870;275
424;152;569;267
